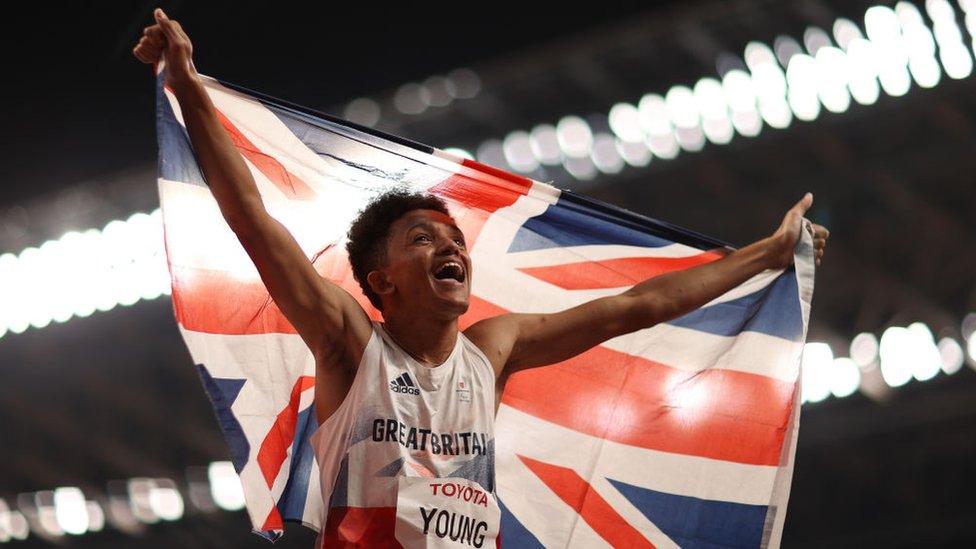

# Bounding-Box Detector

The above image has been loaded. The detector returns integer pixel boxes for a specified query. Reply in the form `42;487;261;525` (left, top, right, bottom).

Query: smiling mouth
432;261;466;284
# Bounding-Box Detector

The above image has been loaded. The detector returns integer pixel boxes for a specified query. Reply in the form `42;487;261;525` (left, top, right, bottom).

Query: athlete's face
375;209;472;318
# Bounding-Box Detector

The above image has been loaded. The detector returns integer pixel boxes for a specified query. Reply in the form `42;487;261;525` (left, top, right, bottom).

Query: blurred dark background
2;0;975;547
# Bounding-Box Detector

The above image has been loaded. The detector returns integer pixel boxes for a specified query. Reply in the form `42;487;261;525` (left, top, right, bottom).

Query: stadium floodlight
938;336;965;374
850;332;880;367
801;342;834;403
208;462;246;512
880;326;915;387
85;501;105;533
148;479;184;522
830;357;862;398
52;487;89;536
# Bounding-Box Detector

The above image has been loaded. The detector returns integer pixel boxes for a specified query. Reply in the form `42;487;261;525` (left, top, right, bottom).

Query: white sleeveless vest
310;321;499;547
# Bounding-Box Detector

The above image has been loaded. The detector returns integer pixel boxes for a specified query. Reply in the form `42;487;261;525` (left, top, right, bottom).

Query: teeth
437;262;462;272
434;261;465;282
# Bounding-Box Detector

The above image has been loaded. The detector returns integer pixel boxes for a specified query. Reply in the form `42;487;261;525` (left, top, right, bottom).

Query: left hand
767;192;830;269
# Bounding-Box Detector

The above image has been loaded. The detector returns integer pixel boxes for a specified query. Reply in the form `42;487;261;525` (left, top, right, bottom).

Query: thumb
792;192;813;215
154;8;177;37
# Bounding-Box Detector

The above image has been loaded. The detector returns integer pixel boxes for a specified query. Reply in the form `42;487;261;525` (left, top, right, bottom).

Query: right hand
765;193;830;269
132;8;198;92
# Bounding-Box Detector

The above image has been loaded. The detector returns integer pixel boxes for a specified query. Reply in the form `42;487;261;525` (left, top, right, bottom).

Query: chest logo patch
391;372;420;395
456;378;472;403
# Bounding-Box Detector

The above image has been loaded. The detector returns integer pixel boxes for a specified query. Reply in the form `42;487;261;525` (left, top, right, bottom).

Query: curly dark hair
346;188;452;310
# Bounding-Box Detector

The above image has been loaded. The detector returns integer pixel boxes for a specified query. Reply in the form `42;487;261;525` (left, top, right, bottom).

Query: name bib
394;476;500;548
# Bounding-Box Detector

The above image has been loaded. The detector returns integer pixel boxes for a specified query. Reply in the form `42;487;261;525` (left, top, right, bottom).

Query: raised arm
466;193;829;380
133;9;372;370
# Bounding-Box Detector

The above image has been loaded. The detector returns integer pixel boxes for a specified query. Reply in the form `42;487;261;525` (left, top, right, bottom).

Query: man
134;8;829;547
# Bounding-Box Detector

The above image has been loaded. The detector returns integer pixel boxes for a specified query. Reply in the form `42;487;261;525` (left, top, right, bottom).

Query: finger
135;36;162;55
133;46;154;64
141;35;164;53
144;26;165;48
133;37;150;55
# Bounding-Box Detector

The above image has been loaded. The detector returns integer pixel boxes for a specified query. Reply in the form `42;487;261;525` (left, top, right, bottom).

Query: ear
366;270;395;298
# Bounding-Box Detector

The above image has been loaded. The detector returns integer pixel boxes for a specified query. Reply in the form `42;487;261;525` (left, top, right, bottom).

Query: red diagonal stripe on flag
261;506;283;534
503;345;794;466
518;455;655;548
518;252;725;290
257;375;316;488
459;158;535;192
213;107;317;200
430;170;531;247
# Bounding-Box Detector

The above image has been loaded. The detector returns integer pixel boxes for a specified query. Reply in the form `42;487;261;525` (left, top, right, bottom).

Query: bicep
507;294;643;372
234;211;371;359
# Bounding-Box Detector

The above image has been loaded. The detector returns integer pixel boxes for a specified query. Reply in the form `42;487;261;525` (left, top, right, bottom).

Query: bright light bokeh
802;342;834;403
804;26;833;56
528;124;562;165
968;332;976;366
880;326;915;387
86;501;105;533
7;510;29;540
830;357;862;398
846;38;882;105
393;82;429;115
850;332;880;366
608;102;644;143
475;139;506;169
814;47;853;113
555;116;594;158
148;482;184;522
590;133;625;174
908;322;942;381
208;462;246;512
927;0;974;79
442;147;473;160
502;130;539;173
833;18;864;50
694;77;735;143
615;138;652;167
53;487;89;536
938;336;965;374
562;155;598;180
787;54;821;121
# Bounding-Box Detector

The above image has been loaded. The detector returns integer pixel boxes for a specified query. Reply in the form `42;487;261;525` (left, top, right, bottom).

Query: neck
382;311;459;367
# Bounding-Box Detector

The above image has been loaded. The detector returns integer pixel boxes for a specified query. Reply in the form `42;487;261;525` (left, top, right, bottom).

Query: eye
414;234;432;243
454;238;466;248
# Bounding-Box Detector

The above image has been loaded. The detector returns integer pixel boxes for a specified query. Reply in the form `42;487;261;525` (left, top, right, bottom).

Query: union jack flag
155;59;814;547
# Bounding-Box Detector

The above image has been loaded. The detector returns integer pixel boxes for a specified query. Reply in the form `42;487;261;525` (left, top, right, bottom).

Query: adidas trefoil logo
390;372;420;395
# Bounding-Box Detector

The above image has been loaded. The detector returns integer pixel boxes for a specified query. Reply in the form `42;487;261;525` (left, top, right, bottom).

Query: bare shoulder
463;314;520;377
